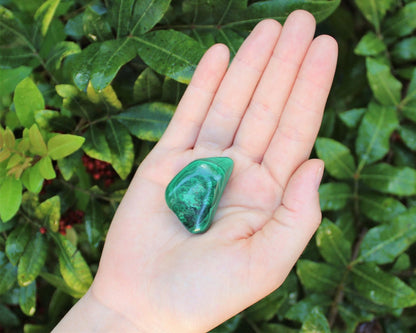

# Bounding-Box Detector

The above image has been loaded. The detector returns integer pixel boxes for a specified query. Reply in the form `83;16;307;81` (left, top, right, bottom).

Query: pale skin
53;10;338;333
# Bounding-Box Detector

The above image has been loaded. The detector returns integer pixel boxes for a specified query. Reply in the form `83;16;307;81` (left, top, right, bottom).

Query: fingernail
314;162;324;191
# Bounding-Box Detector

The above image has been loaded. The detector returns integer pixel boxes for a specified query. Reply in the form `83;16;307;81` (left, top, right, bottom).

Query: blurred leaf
402;69;416;122
297;260;342;293
34;196;60;232
391;253;411;273
115;102;175;141
83;5;112;42
319;182;352;211
85;200;104;248
54;234;93;295
398;123;416;151
40;272;84;298
133;68;162;103
0;303;20;327
5;223;31;266
338;108;366;128
366;57;402;106
0;176;22;222
14;77;45;128
86;83;122;111
19;281;36;316
57;150;83;181
315;137;356;179
83;126;113;163
210;314;242;333
356;102;398;168
360;163;416;196
48;134;85;160
38;156;56;180
244;289;287;322
106;119;134;180
383;2;416;38
34;0;61;36
355;208;416;264
46;41;81;70
352;263;416;308
286;294;331;323
0;260;17;295
316;218;351;266
17;232;48;286
359;193;406;223
354;0;395;30
300;307;331;333
135;30;206;84
355;31;386;56
392;37;416;62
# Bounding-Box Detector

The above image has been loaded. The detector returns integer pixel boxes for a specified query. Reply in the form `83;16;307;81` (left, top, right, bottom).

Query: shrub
0;0;416;332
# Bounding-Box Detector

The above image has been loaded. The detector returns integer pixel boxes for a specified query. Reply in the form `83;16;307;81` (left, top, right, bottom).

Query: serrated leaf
13;78;45;128
319;182;352;211
354;0;395;30
300;307;331;333
355;208;416;264
34;0;60;36
316;219;351;266
5;223;31;266
352;263;416;308
17;232;48;286
133;68;162;103
82;126;112;163
359;193;406;223
85;200;104;248
54;234;92;295
383;3;416;38
115;102;175;141
315;138;356;179
356;102;398;168
355;31;386;56
35;196;60;232
360;163;416;196
19;281;36;316
297;260;342;293
29;124;47;156
135;30;206;84
366;57;402;106
106;119;134;180
38;156;56;180
0;176;22;222
48;134;85;160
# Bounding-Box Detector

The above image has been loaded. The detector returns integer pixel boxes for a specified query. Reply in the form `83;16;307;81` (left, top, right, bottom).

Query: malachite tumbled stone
165;157;234;234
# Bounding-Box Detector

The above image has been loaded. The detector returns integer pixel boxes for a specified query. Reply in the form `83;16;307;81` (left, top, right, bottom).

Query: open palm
56;10;338;333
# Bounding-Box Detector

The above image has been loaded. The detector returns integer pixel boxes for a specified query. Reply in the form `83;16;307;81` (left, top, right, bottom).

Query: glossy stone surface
165;157;234;234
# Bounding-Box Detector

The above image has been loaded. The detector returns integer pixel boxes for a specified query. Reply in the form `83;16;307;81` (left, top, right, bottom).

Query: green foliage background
1;0;416;332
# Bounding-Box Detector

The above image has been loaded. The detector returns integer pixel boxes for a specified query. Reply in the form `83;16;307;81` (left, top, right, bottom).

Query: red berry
39;227;47;234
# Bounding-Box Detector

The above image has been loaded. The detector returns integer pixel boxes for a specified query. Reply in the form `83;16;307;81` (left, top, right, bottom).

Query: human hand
54;10;337;333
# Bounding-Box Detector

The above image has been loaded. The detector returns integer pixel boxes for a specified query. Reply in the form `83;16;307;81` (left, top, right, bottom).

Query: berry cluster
82;155;116;187
58;209;85;235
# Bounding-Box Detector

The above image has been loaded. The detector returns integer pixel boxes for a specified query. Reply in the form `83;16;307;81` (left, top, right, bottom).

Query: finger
195;19;282;150
158;44;230;150
233;10;316;162
263;35;338;186
249;159;324;295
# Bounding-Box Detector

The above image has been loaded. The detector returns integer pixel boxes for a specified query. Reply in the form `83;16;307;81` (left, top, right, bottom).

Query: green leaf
339;108;366;128
360;163;416;196
133;68;162;103
398;124;416;151
54;234;93;295
130;0;171;36
402;69;416;122
392;37;416;62
115;102;175;141
34;0;61;36
315;138;356;180
17;232;48;286
359;193;406;223
300;307;331;333
135;30;206;84
34;196;60;232
355;208;416;264
319;182;352;211
5;223;31;266
106;119;134;180
354;31;386;56
46;41;81;70
366;57;402;106
286;294;331;323
0;261;17;295
356;102;398;168
0;303;20;328
316;219;351;266
352;263;416;308
57;150;83;181
0;176;22;222
82;126;112;163
13;78;45;128
354;0;395;30
38;156;56;180
0;66;32;96
48;134;85;160
85;200;104;248
296;260;342;293
69;38;137;91
19;281;36;316
244;289;287;322
383;3;416;38
82;6;113;42
40;271;84;298
29;124;47;156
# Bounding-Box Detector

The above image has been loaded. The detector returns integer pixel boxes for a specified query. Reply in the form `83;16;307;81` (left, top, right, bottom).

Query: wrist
52;289;142;333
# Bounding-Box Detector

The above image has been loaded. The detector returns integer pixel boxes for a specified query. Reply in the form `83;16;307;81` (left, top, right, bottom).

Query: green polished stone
165;157;234;234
